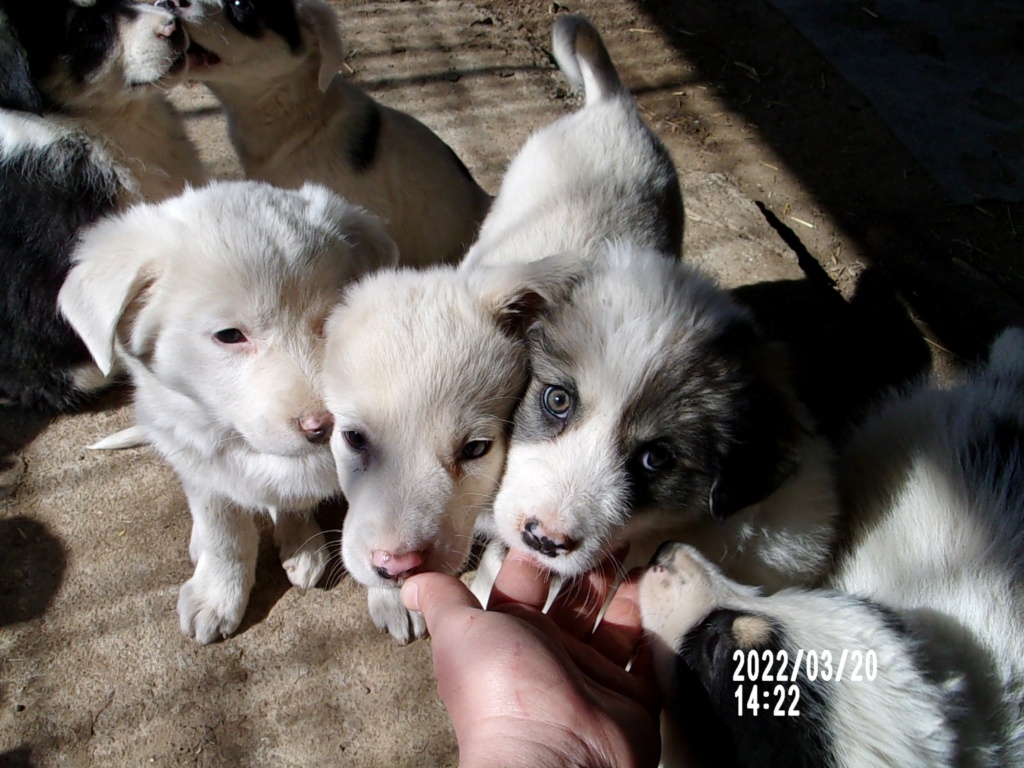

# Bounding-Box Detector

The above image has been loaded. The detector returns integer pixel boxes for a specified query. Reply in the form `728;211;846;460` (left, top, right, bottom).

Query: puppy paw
177;558;252;645
273;514;327;591
368;587;427;645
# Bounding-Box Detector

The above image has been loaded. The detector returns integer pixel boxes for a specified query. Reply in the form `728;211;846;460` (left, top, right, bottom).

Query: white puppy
319;13;683;643
641;329;1024;767
58;180;397;644
171;0;491;266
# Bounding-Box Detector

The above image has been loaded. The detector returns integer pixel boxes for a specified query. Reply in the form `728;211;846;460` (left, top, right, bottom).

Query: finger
561;632;660;712
546;550;626;640
487;548;552;609
400;571;479;634
589;570;645;666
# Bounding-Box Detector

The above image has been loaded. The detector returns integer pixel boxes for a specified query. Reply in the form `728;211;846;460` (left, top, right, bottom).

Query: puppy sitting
171;0;491;266
58;180;397;643
641;329;1024;767
320;13;683;643
0;0;204;410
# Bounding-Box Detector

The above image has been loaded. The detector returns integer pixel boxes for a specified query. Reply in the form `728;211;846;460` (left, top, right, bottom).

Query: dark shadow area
0;517;66;628
635;0;1024;360
0;747;34;768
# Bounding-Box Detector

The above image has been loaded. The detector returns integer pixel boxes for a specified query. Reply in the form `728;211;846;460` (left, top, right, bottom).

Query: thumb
401;572;480;633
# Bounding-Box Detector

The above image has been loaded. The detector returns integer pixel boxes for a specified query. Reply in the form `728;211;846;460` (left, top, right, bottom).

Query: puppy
58;180;397;643
170;0;491;266
0;0;204;410
320;13;684;643
641;328;1024;767
487;245;840;593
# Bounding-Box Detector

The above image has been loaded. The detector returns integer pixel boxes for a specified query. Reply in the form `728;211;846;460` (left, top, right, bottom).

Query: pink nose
298;411;334;444
371;549;424;580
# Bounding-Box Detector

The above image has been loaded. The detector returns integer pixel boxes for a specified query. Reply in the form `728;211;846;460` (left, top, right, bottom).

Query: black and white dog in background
0;0;204;410
641;328;1024;768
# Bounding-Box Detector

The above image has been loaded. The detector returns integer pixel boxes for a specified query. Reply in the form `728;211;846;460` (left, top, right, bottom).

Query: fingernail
400;578;419;611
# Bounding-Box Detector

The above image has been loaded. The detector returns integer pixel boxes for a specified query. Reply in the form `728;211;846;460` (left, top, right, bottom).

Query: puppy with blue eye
58;180;397;643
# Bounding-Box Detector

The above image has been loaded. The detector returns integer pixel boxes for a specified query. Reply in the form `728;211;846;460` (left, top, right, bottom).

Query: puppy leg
177;485;258;644
368;587;427;645
268;507;328;591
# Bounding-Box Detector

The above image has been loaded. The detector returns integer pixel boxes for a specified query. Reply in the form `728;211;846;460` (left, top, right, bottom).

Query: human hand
400;551;661;768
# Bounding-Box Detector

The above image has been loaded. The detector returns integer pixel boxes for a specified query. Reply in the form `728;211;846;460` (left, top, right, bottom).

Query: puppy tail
552;14;624;106
87;425;149;451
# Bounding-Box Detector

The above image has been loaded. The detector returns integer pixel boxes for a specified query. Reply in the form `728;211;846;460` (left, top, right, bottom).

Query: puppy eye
541;385;573;419
459;439;492;461
637;442;673;472
214;328;247;344
227;0;255;22
343;431;368;452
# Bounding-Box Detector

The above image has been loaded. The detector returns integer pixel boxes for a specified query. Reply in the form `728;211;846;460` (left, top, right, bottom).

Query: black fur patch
347;102;381;172
0;136;121;410
0;9;43;113
679;608;838;768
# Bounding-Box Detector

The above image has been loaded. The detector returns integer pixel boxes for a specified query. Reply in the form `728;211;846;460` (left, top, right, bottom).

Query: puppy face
59;181;396;458
175;0;340;91
322;257;579;590
491;243;803;578
3;1;188;112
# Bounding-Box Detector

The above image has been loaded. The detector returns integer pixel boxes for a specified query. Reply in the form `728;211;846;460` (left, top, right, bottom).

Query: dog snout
651;540;683;568
522;518;577;558
298;411;334;444
371;549;424;581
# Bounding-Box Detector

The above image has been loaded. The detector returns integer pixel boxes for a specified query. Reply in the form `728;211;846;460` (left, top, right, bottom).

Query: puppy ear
298;0;344;92
0;12;43;113
710;334;806;521
473;251;586;338
298;182;398;269
58;214;164;376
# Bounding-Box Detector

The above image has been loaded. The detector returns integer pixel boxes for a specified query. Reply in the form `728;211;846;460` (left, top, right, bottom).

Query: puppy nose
522;518;576;558
298;411;334;444
651;540;682;567
155;14;183;44
371;549;424;581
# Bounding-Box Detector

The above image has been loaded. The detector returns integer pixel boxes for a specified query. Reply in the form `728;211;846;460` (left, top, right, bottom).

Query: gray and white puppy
171;0;491;266
59;181;396;644
487;245;840;593
321;13;683;643
641;328;1024;768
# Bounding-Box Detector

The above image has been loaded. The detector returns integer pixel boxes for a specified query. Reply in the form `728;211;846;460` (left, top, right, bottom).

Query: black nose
521;520;574;558
651;540;682;567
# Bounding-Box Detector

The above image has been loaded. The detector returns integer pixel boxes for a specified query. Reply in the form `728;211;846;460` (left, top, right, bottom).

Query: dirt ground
2;1;1023;766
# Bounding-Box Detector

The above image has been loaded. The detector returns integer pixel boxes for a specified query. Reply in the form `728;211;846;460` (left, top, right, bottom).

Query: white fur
58;180;397;643
641;329;1024;767
176;0;490;266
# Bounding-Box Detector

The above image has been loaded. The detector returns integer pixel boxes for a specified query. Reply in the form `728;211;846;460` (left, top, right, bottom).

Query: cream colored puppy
59;181;397;643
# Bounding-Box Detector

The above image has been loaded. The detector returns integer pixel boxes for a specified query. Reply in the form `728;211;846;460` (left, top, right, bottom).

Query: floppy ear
298;0;344;92
297;182;398;269
709;336;806;521
472;251;587;338
57;215;164;376
0;12;43;113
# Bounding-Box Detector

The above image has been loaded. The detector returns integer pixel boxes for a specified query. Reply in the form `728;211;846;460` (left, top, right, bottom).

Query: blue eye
214;328;247;344
542;386;572;418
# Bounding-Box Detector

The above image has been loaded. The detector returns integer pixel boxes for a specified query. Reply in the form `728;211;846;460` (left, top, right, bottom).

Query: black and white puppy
486;245;840;594
0;0;204;410
171;0;491;266
641;328;1024;767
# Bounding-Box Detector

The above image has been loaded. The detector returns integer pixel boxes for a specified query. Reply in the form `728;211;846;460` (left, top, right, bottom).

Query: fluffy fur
58;180;397;643
641;328;1024;767
172;0;491;266
319;13;683;643
0;0;204;410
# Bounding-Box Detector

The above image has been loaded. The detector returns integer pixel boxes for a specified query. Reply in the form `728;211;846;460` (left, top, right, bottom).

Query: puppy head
492;243;805;578
322;254;581;590
2;1;189;112
177;0;342;91
59;180;396;456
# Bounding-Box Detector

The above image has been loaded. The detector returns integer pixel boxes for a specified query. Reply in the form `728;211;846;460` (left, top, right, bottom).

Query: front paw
368;587;427;645
177;557;253;644
273;514;328;591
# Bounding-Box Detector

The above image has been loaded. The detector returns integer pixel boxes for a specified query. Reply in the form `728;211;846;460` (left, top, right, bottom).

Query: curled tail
552;14;625;106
